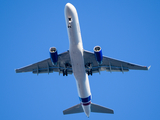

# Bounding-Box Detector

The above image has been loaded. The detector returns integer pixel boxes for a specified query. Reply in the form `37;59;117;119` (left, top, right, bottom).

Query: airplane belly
67;22;91;98
69;44;91;98
70;46;85;79
65;3;92;116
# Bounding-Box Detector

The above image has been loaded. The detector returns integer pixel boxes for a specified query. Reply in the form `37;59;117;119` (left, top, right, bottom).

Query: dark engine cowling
94;46;103;64
49;47;58;65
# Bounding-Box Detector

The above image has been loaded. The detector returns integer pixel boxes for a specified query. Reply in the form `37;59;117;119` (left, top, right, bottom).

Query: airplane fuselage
65;3;91;117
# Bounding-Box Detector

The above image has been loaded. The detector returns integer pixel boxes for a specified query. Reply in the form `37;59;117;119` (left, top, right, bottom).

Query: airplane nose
65;3;72;8
65;3;76;16
65;3;72;13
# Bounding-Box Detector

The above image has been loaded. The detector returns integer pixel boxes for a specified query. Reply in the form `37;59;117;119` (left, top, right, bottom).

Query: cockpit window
68;18;72;22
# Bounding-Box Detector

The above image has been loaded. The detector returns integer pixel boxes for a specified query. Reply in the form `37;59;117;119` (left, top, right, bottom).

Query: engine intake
49;47;58;65
94;46;103;64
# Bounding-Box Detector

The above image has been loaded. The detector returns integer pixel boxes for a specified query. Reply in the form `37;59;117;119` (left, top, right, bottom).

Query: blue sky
0;0;160;120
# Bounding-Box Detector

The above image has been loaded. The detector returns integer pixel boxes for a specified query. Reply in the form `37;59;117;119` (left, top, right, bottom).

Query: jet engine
94;46;103;64
49;47;58;65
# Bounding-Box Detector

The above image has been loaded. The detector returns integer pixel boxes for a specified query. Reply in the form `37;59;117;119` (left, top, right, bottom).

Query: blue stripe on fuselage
79;95;91;103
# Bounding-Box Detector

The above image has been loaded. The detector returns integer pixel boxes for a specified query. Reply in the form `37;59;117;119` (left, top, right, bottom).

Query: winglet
148;65;151;70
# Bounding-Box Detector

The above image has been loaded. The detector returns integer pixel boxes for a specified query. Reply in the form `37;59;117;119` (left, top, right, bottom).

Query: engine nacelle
49;47;58;65
94;46;103;64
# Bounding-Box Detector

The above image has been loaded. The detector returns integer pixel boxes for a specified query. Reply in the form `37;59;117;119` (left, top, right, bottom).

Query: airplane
15;3;150;117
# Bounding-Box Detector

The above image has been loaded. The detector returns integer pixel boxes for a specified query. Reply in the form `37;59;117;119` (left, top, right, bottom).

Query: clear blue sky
0;0;160;120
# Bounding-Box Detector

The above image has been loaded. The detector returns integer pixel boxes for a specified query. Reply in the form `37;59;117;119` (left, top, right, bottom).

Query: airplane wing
83;50;150;74
15;51;72;75
16;49;150;75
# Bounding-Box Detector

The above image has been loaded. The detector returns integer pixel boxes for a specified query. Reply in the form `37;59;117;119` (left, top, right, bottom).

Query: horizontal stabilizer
91;103;114;114
63;103;83;115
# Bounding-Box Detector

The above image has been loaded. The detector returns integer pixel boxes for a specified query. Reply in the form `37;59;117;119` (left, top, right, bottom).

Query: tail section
63;103;114;115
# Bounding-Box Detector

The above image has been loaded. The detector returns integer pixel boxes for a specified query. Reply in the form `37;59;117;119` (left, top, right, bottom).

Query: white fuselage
64;3;91;117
